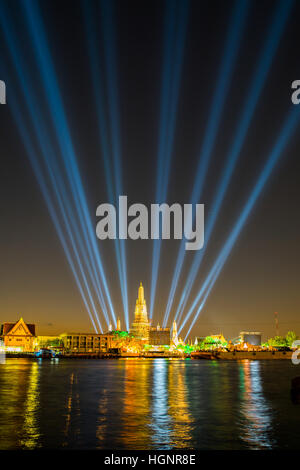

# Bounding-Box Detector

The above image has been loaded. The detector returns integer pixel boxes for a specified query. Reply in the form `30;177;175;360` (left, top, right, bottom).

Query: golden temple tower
172;320;179;345
130;282;150;341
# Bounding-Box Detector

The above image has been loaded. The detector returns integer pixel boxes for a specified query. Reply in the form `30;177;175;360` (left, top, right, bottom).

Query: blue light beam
150;0;189;320
175;0;294;325
83;0;129;330
8;92;102;333
0;3;111;329
163;0;250;327
181;105;300;339
21;0;117;324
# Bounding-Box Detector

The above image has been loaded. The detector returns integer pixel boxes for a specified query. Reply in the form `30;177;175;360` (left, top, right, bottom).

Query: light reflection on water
0;358;299;449
238;361;274;449
151;359;171;447
122;359;152;448
0;360;42;449
20;361;40;449
167;360;194;447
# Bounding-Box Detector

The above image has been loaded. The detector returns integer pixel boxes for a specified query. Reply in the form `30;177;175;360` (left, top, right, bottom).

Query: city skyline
1;0;300;340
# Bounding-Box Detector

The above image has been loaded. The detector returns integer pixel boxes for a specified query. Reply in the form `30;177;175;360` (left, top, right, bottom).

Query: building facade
149;324;170;346
240;332;262;346
37;336;61;349
0;317;37;352
130;282;150;341
60;333;112;353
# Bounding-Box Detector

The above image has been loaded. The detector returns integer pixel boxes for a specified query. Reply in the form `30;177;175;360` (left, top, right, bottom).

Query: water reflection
20;361;41;449
167;360;194;447
96;388;108;445
122;359;194;449
0;360;41;449
238;361;273;449
122;359;152;449
151;359;171;447
63;372;75;444
62;371;82;446
0;359;297;449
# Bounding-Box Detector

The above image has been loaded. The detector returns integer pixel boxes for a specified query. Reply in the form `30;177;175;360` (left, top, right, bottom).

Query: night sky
0;0;300;340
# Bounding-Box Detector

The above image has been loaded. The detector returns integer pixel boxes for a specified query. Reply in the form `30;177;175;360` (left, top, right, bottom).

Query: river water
0;358;299;450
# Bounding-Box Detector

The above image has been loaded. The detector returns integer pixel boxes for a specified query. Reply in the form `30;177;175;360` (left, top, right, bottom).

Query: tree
184;344;194;354
203;336;219;350
205;336;215;344
285;331;298;347
267;336;287;348
266;331;299;349
43;338;61;348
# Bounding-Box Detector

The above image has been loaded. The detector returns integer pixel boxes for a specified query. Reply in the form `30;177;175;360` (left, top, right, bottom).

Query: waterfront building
149;324;170;346
0;317;37;352
210;334;226;344
194;334;226;345
130;282;150;341
194;336;206;345
239;332;262;346
59;333;112;353
37;335;60;349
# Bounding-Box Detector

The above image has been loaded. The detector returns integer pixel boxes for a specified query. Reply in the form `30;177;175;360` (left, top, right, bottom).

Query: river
0;358;299;450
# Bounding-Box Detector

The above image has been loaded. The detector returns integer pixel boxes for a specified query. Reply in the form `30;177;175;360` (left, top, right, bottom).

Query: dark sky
0;0;300;340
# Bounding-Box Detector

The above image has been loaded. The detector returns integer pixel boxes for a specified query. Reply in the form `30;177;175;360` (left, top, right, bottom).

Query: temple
130;282;150;341
172;320;179;346
0;317;37;352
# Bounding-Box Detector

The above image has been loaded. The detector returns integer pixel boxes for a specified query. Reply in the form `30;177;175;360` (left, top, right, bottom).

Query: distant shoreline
202;350;293;360
3;351;294;360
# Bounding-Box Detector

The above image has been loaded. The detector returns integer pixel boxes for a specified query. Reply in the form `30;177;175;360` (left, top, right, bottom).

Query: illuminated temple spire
138;281;145;304
130;282;150;341
172;320;178;345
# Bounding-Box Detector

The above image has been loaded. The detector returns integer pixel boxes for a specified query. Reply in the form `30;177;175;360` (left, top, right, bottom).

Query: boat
34;348;57;359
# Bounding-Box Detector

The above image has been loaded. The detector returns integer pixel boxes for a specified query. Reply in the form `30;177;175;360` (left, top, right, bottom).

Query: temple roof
1;318;36;336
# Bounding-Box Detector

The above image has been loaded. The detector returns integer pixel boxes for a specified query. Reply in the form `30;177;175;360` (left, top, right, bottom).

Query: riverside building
149;324;170;346
0;317;37;352
59;333;112;353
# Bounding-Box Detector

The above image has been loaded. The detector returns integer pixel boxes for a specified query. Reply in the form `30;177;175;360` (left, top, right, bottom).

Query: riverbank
4;350;294;360
192;350;293;360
